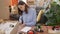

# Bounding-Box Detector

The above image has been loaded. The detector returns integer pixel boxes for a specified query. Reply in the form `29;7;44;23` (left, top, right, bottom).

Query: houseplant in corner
46;2;60;30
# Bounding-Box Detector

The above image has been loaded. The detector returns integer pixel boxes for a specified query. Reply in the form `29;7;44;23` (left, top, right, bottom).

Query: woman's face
18;4;25;11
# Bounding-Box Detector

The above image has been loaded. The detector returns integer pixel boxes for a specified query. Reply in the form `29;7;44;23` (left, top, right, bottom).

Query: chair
36;10;48;25
36;10;48;32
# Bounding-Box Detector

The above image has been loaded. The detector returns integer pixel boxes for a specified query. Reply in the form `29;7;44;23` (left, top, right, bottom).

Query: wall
0;0;10;19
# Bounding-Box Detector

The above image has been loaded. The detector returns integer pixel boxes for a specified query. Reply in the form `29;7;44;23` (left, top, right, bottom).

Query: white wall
53;0;60;5
18;0;27;3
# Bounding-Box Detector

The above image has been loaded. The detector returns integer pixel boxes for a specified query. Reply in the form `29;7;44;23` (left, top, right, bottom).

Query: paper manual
21;26;31;32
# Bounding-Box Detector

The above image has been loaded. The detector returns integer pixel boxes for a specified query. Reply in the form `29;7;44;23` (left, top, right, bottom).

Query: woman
18;1;36;26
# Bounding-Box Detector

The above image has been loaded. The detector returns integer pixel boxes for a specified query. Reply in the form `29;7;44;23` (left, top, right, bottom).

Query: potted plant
46;2;60;30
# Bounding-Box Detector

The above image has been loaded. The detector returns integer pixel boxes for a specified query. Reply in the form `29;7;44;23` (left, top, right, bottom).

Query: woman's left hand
22;23;25;26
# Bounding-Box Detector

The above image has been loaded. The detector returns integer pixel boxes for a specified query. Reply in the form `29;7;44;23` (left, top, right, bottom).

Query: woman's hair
18;1;29;15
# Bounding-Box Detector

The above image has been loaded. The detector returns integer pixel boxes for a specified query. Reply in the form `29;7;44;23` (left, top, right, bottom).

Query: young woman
18;1;36;26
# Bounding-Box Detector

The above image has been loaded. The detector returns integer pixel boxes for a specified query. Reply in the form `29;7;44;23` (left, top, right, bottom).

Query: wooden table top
17;24;48;34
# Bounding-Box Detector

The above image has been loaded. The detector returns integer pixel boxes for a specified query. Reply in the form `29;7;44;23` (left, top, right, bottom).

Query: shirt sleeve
25;9;37;26
19;16;23;23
